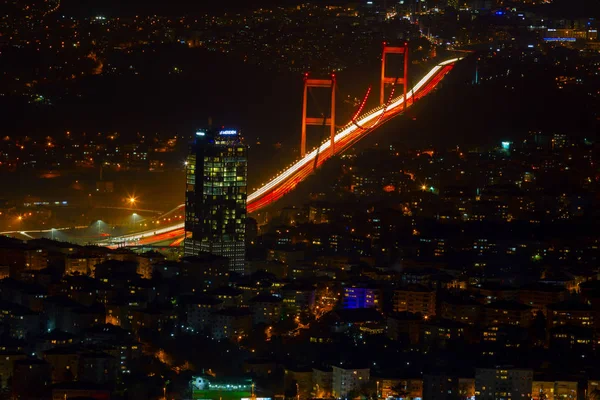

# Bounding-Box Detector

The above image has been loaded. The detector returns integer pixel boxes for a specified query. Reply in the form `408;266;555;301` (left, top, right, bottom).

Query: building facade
332;366;370;399
184;128;248;273
475;367;533;400
393;285;436;316
343;286;382;310
532;380;577;400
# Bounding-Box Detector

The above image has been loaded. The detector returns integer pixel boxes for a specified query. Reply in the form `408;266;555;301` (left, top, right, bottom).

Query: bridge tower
380;42;409;108
301;73;336;158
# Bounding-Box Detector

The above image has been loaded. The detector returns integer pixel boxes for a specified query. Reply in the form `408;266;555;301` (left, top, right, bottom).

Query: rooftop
214;307;253;317
249;294;283;304
330;308;383;323
547;300;592;311
485;300;531;311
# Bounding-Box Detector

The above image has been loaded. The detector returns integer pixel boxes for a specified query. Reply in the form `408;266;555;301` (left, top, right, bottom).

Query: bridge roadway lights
381;42;409;108
301;73;336;158
245;58;460;213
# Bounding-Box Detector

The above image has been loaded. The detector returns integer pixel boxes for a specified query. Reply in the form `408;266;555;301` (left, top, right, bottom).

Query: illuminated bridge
104;49;463;247
247;57;459;213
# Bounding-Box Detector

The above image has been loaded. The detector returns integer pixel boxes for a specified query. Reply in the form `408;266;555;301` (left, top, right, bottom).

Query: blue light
543;38;576;42
219;130;238;135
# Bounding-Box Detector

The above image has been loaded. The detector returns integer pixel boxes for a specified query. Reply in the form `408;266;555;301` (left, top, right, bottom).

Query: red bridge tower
300;73;336;158
380;43;409;108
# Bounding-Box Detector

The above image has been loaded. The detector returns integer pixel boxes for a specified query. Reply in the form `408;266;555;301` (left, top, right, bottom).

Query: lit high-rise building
184;128;247;273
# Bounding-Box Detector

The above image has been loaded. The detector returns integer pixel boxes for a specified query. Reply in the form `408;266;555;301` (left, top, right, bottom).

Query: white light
196;131;205;136
105;223;184;243
219;130;237;135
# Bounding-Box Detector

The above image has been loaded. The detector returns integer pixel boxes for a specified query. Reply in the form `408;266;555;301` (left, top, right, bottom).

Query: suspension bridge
103;45;464;247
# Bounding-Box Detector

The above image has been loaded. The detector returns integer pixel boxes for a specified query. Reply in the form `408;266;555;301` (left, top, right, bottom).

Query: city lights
0;2;598;399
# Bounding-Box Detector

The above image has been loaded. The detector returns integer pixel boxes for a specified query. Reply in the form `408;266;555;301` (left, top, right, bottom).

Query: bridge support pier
301;74;336;158
380;43;409;108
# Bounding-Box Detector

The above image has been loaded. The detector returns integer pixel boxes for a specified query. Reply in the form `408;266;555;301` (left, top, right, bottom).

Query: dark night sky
58;0;600;18
59;0;304;16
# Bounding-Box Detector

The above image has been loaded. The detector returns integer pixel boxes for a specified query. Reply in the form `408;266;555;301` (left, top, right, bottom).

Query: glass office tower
184;128;247;273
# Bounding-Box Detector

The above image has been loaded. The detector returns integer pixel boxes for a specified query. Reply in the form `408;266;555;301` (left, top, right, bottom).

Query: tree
63;367;74;382
530;311;547;347
347;379;377;400
391;383;410;399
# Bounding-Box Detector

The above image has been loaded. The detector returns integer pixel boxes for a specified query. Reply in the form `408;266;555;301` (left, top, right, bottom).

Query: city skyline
0;0;599;400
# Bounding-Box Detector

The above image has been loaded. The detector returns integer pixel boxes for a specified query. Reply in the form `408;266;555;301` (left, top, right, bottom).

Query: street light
132;213;138;227
96;220;108;236
128;196;137;207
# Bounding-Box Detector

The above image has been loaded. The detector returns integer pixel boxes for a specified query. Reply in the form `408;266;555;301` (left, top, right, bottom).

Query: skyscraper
184;128;247;273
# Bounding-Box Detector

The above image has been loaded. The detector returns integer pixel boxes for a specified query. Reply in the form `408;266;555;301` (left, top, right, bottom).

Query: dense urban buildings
184;128;248;273
0;0;599;399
